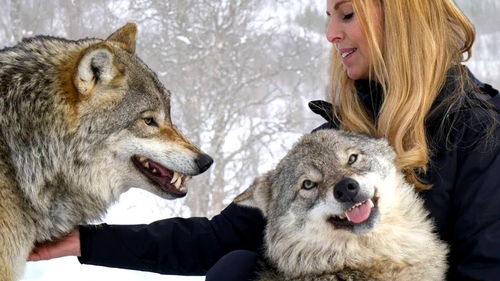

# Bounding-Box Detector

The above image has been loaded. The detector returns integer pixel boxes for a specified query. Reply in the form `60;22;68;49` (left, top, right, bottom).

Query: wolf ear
233;174;272;217
106;23;137;54
74;47;118;96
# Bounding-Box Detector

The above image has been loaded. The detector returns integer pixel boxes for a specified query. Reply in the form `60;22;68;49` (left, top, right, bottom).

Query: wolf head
235;129;440;276
236;129;398;234
0;23;213;222
71;24;215;200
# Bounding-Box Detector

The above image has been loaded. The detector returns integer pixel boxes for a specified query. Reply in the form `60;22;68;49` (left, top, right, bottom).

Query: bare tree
124;0;329;216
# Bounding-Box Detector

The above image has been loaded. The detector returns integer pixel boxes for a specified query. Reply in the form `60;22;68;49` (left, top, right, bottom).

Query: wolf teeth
171;172;180;184
174;178;182;189
347;201;364;211
346;199;374;212
136;157;187;189
171;171;185;189
343;199;375;220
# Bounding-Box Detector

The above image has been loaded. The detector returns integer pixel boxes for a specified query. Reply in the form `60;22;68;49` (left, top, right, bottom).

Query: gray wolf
0;23;213;281
235;129;447;281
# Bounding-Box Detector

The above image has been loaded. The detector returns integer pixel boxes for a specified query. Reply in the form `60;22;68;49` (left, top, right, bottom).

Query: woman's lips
339;48;357;65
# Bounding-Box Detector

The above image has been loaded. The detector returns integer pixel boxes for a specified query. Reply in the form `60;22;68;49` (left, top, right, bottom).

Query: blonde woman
30;0;500;280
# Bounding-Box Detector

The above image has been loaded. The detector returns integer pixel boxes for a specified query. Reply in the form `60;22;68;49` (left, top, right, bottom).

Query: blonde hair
330;0;475;190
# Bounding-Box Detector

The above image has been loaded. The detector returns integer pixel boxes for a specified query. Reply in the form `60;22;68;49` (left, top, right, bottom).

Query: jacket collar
309;66;498;130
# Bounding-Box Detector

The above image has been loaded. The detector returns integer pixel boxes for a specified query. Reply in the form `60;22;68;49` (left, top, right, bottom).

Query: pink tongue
345;200;372;224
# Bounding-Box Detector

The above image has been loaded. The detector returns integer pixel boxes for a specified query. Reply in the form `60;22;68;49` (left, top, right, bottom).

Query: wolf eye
302;180;318;190
143;117;158;127
348;154;358;165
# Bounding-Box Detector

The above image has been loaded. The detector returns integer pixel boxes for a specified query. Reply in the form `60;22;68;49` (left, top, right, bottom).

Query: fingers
27;244;55;261
26;230;81;262
27;250;42;261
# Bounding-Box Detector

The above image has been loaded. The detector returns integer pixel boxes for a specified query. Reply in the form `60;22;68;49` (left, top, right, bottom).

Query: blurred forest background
0;0;498;280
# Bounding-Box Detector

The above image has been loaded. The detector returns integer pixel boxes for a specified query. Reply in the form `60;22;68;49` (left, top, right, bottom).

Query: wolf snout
196;153;214;173
334;178;360;203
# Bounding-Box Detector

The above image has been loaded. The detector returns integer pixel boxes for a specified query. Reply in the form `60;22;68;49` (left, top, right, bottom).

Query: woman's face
326;0;380;80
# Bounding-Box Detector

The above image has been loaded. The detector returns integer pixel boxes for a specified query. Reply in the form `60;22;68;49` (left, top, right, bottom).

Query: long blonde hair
330;0;475;190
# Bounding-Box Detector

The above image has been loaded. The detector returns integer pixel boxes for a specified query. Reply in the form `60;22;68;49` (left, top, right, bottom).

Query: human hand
27;230;81;261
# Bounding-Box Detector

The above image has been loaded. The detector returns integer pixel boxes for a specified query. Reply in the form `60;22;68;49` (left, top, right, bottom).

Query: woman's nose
326;20;342;43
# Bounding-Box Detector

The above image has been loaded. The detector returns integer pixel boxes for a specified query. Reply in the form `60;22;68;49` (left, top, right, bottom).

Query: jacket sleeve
446;99;500;280
77;118;332;276
78;202;266;276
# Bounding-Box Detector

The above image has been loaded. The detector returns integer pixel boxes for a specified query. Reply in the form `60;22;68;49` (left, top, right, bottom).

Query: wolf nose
196;154;214;173
334;178;360;202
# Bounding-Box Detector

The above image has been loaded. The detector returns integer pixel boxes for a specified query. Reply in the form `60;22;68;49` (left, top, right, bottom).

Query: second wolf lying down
235;129;448;281
0;23;212;281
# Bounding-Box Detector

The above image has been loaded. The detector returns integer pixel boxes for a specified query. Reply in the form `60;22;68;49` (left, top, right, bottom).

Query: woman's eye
348;154;358;165
343;12;354;20
144;117;158;127
302;180;318;190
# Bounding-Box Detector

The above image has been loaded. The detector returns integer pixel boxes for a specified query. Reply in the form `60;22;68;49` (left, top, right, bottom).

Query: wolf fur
235;129;448;281
0;23;213;281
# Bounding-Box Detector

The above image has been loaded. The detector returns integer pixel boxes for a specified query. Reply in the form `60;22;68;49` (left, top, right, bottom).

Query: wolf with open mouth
235;129;447;281
0;23;213;281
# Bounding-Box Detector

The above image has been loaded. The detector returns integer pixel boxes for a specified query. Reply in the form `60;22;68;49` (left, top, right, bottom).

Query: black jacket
79;71;500;281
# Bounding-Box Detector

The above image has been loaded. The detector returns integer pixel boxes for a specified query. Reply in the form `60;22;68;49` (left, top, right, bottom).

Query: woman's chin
347;71;368;81
345;66;370;81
